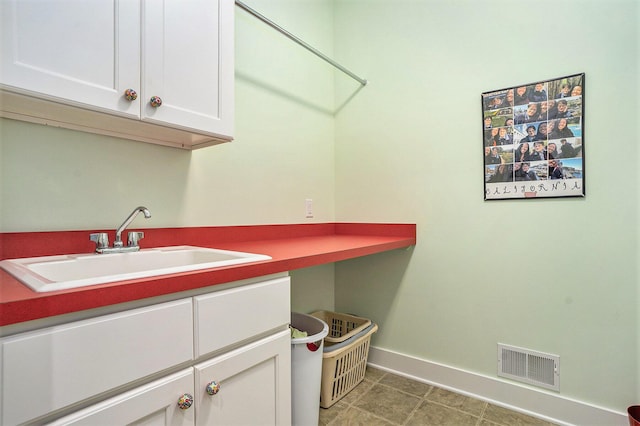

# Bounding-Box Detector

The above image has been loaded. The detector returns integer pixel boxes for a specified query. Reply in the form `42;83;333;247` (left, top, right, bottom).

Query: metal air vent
498;343;559;391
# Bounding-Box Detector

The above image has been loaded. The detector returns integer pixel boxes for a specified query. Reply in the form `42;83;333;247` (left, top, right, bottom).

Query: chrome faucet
90;206;152;254
114;206;152;247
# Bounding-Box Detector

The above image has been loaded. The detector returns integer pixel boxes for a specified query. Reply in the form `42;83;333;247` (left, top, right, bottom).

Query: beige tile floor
319;367;559;426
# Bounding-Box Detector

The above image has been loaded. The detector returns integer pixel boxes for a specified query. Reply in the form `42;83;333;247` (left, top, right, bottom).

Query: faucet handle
127;231;145;247
90;233;109;251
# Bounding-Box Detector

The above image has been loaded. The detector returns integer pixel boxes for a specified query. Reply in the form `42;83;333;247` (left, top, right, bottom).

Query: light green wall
0;1;337;320
1;0;639;415
0;0;336;232
333;0;639;413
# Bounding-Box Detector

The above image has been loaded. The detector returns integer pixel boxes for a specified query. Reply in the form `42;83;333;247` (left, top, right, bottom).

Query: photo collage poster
482;73;585;200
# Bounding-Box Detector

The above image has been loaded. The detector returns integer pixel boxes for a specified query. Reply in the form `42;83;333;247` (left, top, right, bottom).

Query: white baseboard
368;346;627;426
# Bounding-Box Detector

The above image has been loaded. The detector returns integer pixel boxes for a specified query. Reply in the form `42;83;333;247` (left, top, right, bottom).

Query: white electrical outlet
305;199;313;218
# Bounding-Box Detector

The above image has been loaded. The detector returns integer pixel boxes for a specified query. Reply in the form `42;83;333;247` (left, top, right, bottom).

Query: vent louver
498;343;560;391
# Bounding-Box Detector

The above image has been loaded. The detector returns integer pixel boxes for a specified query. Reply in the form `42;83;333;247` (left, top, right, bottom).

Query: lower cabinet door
194;329;292;426
1;298;194;425
47;369;195;426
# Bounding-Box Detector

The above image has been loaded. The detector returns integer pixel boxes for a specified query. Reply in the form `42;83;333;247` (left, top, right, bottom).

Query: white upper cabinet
142;0;233;137
0;0;234;149
0;0;140;117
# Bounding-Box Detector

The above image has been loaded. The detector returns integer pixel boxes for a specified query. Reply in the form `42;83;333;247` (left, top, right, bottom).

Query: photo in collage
482;73;585;200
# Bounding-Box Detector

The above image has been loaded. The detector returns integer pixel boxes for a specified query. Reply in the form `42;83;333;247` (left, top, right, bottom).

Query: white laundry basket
291;312;329;426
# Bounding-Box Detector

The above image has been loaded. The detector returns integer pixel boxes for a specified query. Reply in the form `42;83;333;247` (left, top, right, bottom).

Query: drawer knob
177;393;194;410
149;96;163;107
123;89;138;101
206;381;221;396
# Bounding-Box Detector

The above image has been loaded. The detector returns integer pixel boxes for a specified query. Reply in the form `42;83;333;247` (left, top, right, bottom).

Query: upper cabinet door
142;0;234;138
0;0;140;117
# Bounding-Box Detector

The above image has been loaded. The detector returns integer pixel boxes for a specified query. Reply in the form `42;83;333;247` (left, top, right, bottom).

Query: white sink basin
0;246;271;293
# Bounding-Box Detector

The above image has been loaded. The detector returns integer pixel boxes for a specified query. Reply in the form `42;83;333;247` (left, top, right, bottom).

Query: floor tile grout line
401;398;426;426
353;404;405;426
360;371;489;425
370;379;432;400
419;398;485;423
324;375;377;425
327;370;424;426
476;400;489;426
322;368;558;426
377;373;490;420
360;370;483;425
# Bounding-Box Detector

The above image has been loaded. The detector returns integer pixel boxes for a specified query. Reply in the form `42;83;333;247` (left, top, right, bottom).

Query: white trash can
291;312;329;426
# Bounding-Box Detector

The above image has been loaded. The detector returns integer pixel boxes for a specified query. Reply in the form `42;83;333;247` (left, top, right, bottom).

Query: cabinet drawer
1;299;194;426
46;368;195;426
194;277;290;357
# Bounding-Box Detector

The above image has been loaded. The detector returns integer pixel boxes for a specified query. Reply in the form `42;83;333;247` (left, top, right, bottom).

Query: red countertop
0;223;416;326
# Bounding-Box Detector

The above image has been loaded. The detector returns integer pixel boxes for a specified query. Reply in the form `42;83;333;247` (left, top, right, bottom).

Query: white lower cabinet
47;369;196;426
195;330;291;426
0;275;291;426
49;330;291;426
1;299;195;426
